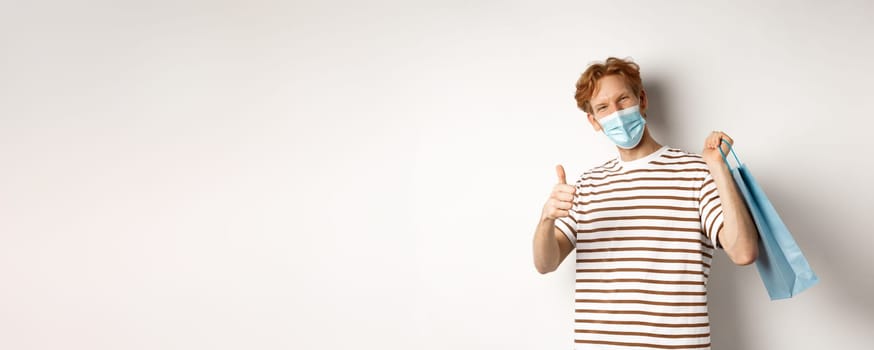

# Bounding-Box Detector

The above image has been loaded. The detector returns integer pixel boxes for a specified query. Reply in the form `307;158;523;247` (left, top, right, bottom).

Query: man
532;57;758;350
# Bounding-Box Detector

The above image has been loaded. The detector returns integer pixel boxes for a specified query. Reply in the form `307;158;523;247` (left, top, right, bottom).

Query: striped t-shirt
554;145;724;350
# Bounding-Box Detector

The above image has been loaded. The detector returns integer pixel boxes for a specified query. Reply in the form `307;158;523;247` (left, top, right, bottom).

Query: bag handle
718;138;742;170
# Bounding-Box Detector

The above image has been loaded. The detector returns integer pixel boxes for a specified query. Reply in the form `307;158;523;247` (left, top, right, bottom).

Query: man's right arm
533;165;577;274
533;218;575;274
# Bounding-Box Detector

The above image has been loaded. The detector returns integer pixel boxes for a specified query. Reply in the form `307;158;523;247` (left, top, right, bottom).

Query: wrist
705;158;729;173
540;215;556;225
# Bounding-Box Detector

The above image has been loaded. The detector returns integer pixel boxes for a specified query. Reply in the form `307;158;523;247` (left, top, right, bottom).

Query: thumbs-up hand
541;164;576;221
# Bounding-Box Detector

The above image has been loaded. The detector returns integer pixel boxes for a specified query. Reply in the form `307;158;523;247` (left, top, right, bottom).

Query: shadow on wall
643;76;751;349
708;170;874;347
707;253;751;349
643;77;873;347
758;174;874;324
642;77;684;151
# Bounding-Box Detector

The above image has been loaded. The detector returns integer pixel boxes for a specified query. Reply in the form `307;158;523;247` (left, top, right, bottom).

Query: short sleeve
554;215;576;247
698;172;725;249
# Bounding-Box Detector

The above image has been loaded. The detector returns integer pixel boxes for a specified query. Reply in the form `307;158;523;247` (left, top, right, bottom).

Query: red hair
574;57;643;114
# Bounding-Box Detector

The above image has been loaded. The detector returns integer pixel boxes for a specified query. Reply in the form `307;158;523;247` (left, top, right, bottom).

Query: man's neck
616;131;662;162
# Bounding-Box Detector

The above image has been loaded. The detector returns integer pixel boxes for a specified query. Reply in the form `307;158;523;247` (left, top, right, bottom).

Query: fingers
705;131;733;149
551;184;575;203
705;131;720;148
550;198;573;210
543;168;575;220
551;187;575;201
544;196;573;220
722;134;734;146
556;164;567;184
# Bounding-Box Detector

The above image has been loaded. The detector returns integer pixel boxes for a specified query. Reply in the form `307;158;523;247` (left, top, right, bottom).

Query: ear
639;89;648;118
587;112;602;132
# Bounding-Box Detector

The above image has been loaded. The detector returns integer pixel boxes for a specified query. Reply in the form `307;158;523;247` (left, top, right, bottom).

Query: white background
2;1;873;349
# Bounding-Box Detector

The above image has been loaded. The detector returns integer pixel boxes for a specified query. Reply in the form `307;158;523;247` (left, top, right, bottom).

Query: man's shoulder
583;157;620;176
560;159;619;187
662;147;705;159
652;147;716;179
588;157;620;172
576;158;621;182
571;147;714;185
660;147;708;165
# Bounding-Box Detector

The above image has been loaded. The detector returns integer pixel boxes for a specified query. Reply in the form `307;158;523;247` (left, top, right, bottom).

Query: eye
597;106;605;111
620;96;628;101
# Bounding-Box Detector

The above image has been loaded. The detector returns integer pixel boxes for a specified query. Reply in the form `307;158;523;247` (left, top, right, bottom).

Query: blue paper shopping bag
719;140;819;300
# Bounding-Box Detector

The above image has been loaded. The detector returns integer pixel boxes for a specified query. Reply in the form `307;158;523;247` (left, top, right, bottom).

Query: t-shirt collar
616;145;670;169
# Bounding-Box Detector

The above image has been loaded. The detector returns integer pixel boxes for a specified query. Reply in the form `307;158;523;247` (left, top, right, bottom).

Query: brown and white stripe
555;146;723;350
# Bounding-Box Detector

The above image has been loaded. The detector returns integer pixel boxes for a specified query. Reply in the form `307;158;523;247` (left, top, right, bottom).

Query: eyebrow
592;93;629;108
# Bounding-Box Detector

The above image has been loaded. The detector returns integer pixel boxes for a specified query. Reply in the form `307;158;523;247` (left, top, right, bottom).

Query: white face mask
598;105;646;149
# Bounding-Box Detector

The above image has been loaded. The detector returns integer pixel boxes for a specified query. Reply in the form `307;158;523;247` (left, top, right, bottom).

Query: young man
532;57;758;349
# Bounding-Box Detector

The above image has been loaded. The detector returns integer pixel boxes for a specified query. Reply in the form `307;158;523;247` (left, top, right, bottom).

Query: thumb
556;164;567;184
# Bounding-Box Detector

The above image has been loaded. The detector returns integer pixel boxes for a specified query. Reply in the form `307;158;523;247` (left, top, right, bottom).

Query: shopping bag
719;140;819;300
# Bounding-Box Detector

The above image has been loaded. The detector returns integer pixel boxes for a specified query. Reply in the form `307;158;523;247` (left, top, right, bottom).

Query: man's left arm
702;131;759;266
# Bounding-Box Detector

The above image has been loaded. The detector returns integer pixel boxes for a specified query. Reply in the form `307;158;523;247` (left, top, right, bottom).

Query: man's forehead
592;88;631;105
591;75;631;104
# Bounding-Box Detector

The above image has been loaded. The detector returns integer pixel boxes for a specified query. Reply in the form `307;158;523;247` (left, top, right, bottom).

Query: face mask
597;105;646;149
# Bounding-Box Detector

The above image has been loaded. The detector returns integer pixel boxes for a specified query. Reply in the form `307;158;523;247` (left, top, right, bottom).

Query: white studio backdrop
1;1;873;349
